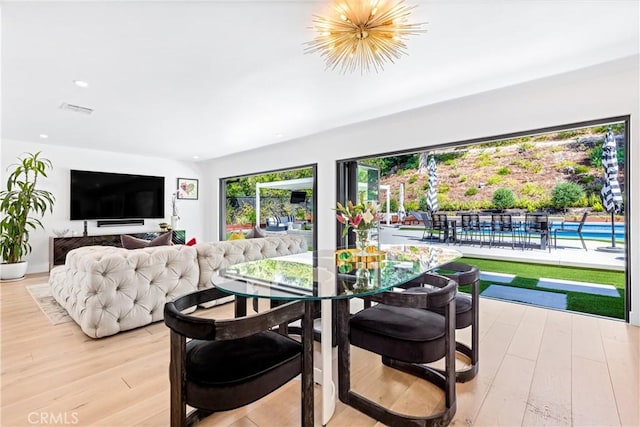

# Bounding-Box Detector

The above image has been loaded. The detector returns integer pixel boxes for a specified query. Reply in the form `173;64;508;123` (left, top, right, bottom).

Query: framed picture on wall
177;178;199;200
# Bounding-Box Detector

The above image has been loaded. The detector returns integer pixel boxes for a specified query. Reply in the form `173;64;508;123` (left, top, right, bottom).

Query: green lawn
444;257;626;319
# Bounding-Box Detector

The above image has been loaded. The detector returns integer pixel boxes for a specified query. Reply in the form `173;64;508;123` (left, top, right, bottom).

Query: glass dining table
217;244;462;426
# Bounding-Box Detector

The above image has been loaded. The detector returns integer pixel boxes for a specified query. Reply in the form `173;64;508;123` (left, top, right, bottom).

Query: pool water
554;222;625;242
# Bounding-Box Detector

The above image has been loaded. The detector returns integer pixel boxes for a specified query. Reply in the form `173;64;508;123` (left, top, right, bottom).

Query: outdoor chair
524;212;551;252
553;211;588;251
458;213;484;245
164;286;312;427
415;211;436;240
431;213;452;243
337;273;458;426
489;214;520;248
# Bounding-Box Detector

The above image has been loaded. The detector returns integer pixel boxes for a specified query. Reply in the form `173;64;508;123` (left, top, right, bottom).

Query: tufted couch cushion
49;235;308;338
195;235;307;289
50;245;199;338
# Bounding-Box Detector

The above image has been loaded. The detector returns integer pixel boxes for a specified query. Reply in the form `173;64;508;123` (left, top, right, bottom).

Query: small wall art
177;178;199;200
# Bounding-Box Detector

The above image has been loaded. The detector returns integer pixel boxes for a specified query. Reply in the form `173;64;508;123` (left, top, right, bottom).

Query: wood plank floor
2;273;638;426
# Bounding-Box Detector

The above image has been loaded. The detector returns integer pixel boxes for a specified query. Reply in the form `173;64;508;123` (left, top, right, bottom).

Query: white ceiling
2;1;638;161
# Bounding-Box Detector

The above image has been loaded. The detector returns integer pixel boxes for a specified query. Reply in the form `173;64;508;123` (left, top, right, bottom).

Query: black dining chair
164;286;313;427
405;262;480;382
337;273;458;426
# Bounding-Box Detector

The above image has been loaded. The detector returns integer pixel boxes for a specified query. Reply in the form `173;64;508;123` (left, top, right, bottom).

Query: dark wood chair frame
433;262;480;382
164;286;314;427
336;273;458;427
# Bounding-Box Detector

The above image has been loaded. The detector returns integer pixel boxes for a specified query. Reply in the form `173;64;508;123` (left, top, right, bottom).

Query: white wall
202;55;640;325
1;139;205;273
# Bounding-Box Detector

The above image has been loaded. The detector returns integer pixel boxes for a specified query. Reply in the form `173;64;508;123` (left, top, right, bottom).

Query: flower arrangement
335;196;380;250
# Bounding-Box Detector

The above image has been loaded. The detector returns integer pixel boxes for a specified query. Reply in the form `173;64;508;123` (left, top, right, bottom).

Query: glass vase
354;229;370;254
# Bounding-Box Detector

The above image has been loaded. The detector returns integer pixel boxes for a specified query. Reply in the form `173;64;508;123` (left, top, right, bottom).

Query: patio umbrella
426;157;438;214
600;128;623;249
398;183;406;222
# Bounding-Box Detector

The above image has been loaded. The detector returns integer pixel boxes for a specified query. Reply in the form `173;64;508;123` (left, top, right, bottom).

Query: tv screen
290;191;307;204
70;170;165;220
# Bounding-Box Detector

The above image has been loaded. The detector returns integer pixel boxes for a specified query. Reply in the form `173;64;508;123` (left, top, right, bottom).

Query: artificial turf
447;257;626;319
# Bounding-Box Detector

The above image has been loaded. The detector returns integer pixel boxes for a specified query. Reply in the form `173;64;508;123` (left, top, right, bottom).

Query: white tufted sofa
49;235;307;338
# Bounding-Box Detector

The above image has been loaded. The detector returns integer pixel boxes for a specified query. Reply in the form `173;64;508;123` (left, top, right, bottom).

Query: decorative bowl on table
52;229;69;237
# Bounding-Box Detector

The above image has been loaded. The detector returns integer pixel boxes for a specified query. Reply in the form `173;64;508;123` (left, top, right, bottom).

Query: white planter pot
0;261;28;281
171;215;179;230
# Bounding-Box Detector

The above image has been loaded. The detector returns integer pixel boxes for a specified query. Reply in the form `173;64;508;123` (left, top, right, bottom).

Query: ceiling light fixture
39;134;49;139
73;80;89;88
305;0;425;74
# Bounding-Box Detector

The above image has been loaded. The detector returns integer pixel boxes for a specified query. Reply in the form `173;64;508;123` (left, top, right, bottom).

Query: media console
49;230;185;270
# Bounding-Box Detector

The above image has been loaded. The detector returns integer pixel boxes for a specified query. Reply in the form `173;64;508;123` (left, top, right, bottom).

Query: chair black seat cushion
185;331;302;410
350;304;446;364
405;287;473;329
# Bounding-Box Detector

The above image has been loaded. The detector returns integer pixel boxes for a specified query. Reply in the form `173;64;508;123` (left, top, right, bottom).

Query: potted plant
0;152;55;280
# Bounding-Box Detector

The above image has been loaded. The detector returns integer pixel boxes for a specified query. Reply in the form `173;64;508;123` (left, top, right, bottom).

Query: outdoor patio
379;224;625;271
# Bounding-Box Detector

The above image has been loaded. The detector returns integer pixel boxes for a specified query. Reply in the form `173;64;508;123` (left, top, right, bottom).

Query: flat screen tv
290;191;307;204
70;170;165;220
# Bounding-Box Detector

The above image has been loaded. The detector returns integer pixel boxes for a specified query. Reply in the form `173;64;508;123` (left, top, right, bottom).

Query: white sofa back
49;235;308;338
194;235;308;289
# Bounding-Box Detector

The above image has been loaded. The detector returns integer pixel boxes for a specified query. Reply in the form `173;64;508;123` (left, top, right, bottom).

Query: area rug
26;283;72;325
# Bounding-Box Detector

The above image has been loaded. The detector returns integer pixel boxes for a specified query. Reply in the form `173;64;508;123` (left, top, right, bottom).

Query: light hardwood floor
2;273;638;426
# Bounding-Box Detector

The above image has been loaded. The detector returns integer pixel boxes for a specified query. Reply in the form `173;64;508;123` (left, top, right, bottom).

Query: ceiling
2;1;638;161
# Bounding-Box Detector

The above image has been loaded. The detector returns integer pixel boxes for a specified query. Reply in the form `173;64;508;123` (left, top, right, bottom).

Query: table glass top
218;244;461;300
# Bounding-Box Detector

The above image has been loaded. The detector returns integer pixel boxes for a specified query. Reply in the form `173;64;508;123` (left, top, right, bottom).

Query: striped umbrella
600;128;622;248
426;157;438;214
600;129;622;213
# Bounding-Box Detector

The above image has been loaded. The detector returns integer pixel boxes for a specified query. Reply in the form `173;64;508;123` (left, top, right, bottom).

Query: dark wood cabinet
49;230;186;270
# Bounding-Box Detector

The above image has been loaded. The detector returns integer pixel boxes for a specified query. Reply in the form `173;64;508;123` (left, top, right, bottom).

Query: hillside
379;134;625;214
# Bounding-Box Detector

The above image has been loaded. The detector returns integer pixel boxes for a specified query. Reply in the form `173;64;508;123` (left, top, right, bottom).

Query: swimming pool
554;221;625;242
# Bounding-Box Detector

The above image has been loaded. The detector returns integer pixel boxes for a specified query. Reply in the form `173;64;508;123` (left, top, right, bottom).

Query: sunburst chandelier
305;0;425;74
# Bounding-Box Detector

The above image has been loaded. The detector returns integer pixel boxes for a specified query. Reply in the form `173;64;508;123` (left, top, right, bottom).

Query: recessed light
73;80;89;88
192;155;200;160
274;133;284;138
39;134;49;139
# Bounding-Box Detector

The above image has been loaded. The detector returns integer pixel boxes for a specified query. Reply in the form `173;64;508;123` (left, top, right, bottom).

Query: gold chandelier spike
305;0;425;74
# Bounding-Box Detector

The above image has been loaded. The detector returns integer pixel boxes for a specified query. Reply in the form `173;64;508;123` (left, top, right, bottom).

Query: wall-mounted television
290;191;307;204
70;170;165;220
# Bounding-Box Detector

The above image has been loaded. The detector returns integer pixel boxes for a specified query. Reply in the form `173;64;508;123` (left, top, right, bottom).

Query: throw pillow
228;232;246;240
245;226;266;239
186;237;197;246
121;232;173;249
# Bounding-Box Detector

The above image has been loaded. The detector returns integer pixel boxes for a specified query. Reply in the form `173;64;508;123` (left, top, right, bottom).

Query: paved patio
379;225;625;271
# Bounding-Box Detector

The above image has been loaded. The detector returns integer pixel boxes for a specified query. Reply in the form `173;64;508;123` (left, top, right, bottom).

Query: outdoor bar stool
337;273;458;427
402;261;480;382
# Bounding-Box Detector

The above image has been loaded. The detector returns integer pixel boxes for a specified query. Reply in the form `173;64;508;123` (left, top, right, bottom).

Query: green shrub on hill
492;188;516;210
551;182;585;210
464;187;478;196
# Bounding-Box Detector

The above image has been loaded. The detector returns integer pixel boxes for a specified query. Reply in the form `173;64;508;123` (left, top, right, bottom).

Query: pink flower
336;214;346;224
351;214;363;227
